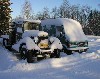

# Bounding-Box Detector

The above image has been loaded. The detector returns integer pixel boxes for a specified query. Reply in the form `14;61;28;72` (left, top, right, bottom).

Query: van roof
41;18;87;42
41;18;74;26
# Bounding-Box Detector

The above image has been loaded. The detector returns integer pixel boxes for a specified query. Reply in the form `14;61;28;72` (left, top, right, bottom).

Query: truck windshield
24;22;40;30
38;36;48;40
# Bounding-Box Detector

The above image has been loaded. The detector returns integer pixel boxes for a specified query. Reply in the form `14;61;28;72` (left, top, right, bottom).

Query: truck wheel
19;43;27;59
54;49;60;58
3;38;11;50
26;50;37;63
20;48;27;59
50;49;60;58
50;53;54;58
84;49;87;52
26;50;33;63
64;49;72;55
3;39;8;47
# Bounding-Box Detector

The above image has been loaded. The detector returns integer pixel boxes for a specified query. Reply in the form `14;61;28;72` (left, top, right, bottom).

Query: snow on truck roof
41;18;87;42
22;30;48;38
13;19;41;24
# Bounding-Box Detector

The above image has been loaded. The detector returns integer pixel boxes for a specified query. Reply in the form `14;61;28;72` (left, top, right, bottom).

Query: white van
41;18;88;55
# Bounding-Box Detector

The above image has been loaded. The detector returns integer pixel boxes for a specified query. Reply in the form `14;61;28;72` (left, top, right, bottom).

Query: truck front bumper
40;49;52;54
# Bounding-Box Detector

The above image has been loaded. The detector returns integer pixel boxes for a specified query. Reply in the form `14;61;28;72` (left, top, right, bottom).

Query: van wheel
78;52;82;54
64;49;72;55
78;49;87;54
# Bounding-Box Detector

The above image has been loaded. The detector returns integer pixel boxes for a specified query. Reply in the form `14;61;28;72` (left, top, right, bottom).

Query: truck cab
1;19;41;48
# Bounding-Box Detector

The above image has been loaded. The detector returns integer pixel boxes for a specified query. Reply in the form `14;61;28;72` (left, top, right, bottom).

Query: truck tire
3;39;8;47
50;49;60;58
19;43;37;63
3;38;11;50
26;50;37;63
20;48;27;59
50;53;54;58
54;49;60;58
19;43;27;59
26;50;33;63
64;49;72;55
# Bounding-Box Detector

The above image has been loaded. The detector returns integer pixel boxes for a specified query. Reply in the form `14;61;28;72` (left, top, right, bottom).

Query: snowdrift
0;35;100;79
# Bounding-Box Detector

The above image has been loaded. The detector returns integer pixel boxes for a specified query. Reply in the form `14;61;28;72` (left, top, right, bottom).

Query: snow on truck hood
12;37;40;52
41;18;88;42
49;37;63;51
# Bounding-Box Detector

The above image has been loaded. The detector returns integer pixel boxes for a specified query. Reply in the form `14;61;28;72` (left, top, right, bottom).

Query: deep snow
0;35;100;79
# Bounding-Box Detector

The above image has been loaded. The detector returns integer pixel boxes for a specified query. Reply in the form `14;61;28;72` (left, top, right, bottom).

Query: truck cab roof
13;19;41;24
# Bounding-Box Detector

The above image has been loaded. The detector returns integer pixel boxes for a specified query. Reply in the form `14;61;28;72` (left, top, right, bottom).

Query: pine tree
51;7;59;19
36;7;50;20
0;0;12;33
88;10;100;35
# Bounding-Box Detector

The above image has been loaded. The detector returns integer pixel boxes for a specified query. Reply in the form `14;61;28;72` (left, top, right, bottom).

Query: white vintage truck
12;30;62;63
0;19;62;63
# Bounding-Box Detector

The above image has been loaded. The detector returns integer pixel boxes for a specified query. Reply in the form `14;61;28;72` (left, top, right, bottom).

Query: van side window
56;26;64;37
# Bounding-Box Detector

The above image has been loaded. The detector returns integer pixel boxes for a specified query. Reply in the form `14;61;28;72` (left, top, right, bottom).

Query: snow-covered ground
0;35;100;79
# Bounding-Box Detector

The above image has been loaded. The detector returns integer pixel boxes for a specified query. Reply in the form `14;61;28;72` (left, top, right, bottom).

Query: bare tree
58;0;70;18
70;5;80;20
36;7;50;20
51;6;59;19
21;0;33;19
35;12;43;20
42;7;50;19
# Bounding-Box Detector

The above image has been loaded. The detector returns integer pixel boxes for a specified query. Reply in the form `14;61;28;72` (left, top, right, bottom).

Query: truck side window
50;25;56;36
43;25;48;32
